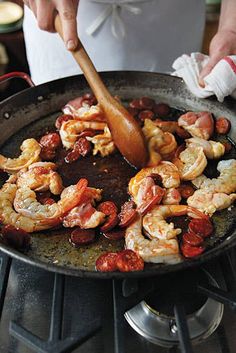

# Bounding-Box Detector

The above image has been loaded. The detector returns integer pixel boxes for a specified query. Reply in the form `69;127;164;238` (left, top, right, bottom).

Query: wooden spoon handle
54;15;148;168
55;15;109;102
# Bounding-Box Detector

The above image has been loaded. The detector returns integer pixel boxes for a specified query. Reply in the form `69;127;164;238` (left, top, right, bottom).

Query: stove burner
124;270;224;347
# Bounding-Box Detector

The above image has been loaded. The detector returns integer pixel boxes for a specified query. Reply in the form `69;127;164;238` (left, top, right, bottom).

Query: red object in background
0;2;30;100
0;72;34;87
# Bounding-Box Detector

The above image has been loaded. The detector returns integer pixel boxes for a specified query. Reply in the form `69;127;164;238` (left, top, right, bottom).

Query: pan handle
0;71;35;87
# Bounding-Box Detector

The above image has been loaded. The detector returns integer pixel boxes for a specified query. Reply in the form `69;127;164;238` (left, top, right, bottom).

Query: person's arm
199;0;236;84
23;0;79;50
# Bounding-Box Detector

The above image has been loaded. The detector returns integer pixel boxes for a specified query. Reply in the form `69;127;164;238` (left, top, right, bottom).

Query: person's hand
23;0;80;50
199;29;236;86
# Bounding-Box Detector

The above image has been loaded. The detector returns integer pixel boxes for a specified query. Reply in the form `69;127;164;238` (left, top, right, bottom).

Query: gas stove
0;248;236;353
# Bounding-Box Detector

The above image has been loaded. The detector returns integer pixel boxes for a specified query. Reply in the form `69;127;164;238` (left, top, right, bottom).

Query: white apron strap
86;0;152;38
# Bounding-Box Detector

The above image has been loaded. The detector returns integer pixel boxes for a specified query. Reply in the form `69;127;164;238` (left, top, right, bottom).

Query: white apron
23;0;206;85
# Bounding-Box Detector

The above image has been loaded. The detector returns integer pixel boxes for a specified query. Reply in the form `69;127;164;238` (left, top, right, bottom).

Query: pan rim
0;71;236;278
0;228;236;279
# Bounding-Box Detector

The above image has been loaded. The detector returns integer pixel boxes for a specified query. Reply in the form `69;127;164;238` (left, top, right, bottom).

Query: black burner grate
0;249;236;353
198;250;236;311
4;266;101;353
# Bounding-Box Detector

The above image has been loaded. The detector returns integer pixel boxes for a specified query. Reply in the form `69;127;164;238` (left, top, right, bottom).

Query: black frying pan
0;71;235;279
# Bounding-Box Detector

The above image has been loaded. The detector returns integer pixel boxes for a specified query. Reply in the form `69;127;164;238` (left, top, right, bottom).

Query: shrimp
142;119;164;166
135;176;164;207
0;138;41;173
142;205;208;240
71;104;105;122
174;145;207;180
153;120;178;133
82;187;103;204
162;188;181;205
128;161;180;201
16;162;63;195
63;203;105;228
159;132;177;157
186;137;225;159
142;119;177;166
14;187;60;219
59;120;107;149
125;216;181;264
62;96;89;115
63;99;105;121
0;183;59;232
192;159;236;194
62;185;104;228
14;178;88;220
145;136;162;166
178;111;214;140
87;126;115;157
187;189;236;216
153;120;190;139
142;119;165;142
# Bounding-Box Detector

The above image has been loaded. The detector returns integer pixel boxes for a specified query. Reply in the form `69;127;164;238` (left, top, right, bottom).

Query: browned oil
29;149;137;271
0;110;137;270
0;107;236;272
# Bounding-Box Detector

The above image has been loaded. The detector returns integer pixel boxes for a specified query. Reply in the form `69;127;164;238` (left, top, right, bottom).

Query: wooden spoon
55;15;148;169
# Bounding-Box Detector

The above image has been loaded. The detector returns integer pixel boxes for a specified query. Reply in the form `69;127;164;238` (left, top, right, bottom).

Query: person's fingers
23;0;30;7
35;0;55;32
198;54;223;87
25;0;37;17
198;30;236;87
55;0;79;50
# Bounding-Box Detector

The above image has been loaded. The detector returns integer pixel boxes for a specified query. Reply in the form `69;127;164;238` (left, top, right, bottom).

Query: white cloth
23;0;205;85
172;52;236;102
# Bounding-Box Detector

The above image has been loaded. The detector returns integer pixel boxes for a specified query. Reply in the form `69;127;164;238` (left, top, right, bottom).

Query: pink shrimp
178;111;214;140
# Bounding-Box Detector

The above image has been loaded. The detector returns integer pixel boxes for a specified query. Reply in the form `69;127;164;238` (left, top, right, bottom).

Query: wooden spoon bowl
55;15;148;169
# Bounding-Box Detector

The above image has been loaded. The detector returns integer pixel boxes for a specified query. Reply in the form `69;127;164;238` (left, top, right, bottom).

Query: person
22;0;236;86
199;0;236;85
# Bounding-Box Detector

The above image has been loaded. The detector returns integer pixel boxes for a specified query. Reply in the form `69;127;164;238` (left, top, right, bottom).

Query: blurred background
0;0;28;100
0;0;221;100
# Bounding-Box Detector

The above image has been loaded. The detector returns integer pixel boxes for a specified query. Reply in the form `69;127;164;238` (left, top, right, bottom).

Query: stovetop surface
0;250;236;353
